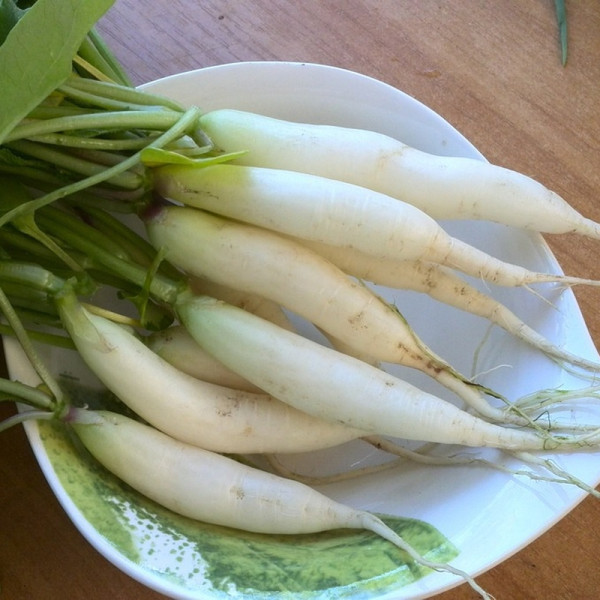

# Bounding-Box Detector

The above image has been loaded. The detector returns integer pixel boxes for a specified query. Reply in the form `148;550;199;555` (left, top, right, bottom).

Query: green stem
0;106;202;228
28;132;162;152
6;139;144;190
3;175;87;274
77;27;132;87
0;262;67;295
0;323;74;349
57;82;173;113
64;75;184;111
31;216;182;304
33;205;182;304
1;169;147;205
0;408;55;433
74;205;183;280
0;378;56;410
0;228;96;275
27;105;104;119
0;285;65;406
0;282;57;316
74;147;146;171
73;54;116;84
59;190;144;212
4;110;184;143
0;163;74;190
37;205;136;263
8;307;64;329
5;301;58;323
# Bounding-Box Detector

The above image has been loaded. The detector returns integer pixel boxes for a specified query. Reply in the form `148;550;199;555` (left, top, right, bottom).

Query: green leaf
140;147;248;167
0;0;116;144
0;0;26;45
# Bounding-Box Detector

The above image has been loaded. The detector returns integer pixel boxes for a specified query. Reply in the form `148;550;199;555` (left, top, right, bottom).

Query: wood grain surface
2;2;600;598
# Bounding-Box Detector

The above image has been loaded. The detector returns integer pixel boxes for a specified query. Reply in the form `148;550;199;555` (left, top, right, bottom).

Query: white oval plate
5;62;600;599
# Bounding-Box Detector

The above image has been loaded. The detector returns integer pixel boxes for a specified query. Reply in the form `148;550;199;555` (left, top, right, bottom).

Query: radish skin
67;409;368;533
189;276;295;331
177;294;600;451
146;205;525;424
69;409;491;598
198;109;600;239
154;163;600;288
146;325;262;392
295;240;600;373
56;291;365;454
188;277;371;368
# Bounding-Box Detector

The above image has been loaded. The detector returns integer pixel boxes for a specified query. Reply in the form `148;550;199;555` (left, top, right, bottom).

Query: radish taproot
56;290;365;454
197;109;600;238
145;204;527;424
153;163;600;288
68;408;491;598
177;294;600;451
291;240;600;374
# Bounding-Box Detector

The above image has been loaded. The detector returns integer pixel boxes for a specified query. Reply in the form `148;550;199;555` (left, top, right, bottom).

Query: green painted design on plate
39;383;458;598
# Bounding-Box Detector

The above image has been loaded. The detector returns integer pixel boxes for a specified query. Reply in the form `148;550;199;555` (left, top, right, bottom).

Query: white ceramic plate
5;62;600;599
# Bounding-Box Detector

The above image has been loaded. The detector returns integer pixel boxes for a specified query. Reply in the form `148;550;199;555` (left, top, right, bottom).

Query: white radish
188;276;295;331
68;408;491;598
294;240;600;373
56;290;365;454
146;204;521;424
177;294;600;451
319;327;382;367
153;163;600;288
146;325;262;392
198;109;600;238
189;277;374;368
191;273;380;366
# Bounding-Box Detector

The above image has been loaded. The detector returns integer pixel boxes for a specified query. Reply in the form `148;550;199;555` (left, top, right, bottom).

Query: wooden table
2;1;600;598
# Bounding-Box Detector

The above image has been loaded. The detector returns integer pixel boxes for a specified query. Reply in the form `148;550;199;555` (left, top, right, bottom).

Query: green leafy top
0;0;116;144
0;0;26;44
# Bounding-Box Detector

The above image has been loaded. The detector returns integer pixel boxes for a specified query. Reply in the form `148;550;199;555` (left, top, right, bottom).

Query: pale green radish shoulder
152;163;600;289
198;109;600;239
